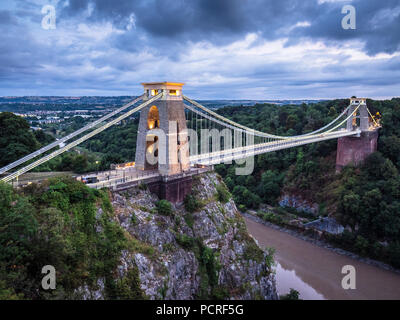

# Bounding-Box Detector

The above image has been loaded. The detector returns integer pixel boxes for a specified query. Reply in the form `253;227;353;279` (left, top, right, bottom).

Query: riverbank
243;213;400;299
242;211;400;275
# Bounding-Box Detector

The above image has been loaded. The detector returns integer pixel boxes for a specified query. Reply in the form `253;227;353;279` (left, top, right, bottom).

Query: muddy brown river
244;216;400;300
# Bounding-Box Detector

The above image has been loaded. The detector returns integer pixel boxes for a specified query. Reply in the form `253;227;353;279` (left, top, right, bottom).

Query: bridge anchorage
0;83;380;203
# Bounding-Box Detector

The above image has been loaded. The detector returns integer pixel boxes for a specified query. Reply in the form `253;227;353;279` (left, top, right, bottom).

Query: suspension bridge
0;82;380;202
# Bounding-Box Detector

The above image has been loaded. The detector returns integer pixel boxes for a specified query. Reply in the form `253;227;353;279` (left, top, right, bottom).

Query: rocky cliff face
109;172;277;300
279;193;319;215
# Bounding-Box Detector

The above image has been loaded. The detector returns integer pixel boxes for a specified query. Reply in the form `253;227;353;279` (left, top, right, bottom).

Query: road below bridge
244;216;400;300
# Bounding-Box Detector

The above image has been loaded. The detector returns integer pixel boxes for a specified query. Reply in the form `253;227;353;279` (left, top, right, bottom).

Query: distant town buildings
4;109;111;129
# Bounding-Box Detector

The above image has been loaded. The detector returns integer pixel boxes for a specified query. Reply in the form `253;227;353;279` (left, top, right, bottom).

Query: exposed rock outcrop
279;193;319;215
108;172;277;300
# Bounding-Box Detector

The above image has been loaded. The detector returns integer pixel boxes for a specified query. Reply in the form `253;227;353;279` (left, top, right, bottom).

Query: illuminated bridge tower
336;97;379;171
135;82;191;202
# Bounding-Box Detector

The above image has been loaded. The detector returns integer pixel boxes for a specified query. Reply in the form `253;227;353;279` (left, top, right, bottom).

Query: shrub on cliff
175;234;195;250
184;194;203;213
156;199;173;216
216;184;231;204
280;288;301;300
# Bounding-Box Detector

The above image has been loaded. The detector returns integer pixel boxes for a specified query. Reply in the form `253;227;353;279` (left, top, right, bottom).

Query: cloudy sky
0;0;399;99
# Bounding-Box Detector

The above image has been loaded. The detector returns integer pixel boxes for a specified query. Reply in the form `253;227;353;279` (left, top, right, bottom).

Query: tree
100;153;124;171
294;150;305;174
184;194;202;213
214;97;400;269
258;170;280;204
380;135;400;166
0;112;40;166
280;288;300;300
339;192;361;230
0;184;38;295
216;184;231;203
286;114;299;130
224;177;234;191
232;185;261;209
0;177;129;299
328;106;337;117
34;130;55;146
72;154;89;173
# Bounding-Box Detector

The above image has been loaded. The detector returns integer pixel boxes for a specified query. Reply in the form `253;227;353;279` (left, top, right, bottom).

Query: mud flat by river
244;215;400;300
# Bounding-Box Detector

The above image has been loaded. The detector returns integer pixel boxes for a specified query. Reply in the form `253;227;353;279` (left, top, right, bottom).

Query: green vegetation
80;119;139;170
256;207;314;227
0;177;145;299
155;199;173;216
200;246;220;290
195;240;222;299
173;231;225;299
2;97;400;271
264;247;275;271
175;234;196;250
215;184;231;203
0;280;22;300
176;201;231;300
131;212;138;225
321;152;400;267
138;183;148;191
0;112;139;174
243;241;265;263
257;211;285;226
215;98;400;268
107;267;146;300
214;100;348;210
280;288;301;300
183;212;195;229
184;194;204;213
0;112;42;167
0;112;102;173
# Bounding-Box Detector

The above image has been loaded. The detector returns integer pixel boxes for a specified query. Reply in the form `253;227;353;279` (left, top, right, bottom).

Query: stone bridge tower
135;82;192;202
336;97;379;171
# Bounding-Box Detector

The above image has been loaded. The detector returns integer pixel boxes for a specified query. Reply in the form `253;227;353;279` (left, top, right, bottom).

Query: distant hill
0;96;326;112
197;99;327;109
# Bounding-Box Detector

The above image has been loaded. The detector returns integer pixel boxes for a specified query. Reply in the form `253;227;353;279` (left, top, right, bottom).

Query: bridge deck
190;129;361;165
79;165;212;190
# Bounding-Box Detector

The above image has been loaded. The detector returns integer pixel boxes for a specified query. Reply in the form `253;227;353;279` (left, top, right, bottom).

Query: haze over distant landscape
1;0;400;99
0;96;325;112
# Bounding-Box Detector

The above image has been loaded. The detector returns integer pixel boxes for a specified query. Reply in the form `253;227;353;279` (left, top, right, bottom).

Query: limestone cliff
109;172;277;300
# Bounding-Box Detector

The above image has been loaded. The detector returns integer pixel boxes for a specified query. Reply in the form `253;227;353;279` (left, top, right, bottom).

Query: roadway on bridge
244;216;400;300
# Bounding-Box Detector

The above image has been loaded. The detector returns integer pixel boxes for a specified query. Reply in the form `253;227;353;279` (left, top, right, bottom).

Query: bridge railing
85;169;160;189
84;165;213;190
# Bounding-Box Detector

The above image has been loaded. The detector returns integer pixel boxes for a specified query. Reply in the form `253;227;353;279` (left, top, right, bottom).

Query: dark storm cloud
297;0;400;55
0;18;42;80
0;10;17;25
0;0;400;97
58;0;400;55
59;0;316;45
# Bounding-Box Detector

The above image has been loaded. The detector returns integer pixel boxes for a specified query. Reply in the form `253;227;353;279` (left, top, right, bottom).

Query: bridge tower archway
147;105;160;129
